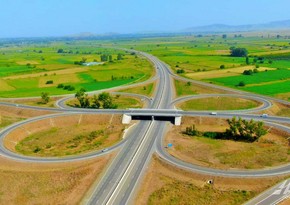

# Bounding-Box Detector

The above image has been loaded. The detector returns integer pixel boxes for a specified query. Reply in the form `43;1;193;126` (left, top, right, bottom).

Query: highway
0;49;289;204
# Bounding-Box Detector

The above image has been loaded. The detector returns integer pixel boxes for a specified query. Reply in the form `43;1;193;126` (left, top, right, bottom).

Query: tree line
75;89;117;109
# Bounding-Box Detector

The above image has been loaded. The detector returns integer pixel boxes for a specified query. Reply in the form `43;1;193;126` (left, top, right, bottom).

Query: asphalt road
0;49;289;205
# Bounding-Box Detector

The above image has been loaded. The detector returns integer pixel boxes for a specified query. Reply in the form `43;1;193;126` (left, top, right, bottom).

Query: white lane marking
255;180;290;205
105;122;155;205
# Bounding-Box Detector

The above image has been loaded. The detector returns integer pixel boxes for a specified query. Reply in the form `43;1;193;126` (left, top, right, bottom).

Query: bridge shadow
131;116;175;124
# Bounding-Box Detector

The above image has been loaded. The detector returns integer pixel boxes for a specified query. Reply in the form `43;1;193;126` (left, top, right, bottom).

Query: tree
75;88;90;108
246;56;250;65
220;65;225;69
100;54;108;61
57;49;64;53
225;117;267;142
108;55;113;62
98;92;117;109
230;47;248;57
117;53;123;60
41;92;50;104
222;34;227;39
238;81;246;86
243;69;253;75
91;95;100;109
184;124;200;136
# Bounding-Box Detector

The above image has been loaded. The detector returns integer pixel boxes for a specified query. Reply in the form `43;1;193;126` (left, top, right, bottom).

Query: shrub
243;70;253;75
177;69;185;74
238;81;246;86
220;65;225;69
33;147;41;153
46;80;53;84
57;83;64;88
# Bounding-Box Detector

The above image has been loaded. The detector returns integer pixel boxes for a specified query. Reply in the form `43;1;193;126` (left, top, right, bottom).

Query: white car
210;112;217;115
261;114;268;118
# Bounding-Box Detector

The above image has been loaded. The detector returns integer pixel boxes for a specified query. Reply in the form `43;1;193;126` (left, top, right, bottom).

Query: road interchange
0;50;289;204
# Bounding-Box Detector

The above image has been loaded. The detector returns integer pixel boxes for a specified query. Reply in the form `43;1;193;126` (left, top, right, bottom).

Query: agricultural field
0;42;154;97
110;34;290;100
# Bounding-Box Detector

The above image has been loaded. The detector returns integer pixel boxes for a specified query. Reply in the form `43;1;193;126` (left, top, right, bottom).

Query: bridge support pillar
174;116;182;126
122;114;132;124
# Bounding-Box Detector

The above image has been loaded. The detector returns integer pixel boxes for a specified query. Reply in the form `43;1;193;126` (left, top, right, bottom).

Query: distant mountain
183;20;290;33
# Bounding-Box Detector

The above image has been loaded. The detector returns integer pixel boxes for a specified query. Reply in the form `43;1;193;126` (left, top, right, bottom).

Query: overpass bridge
122;109;182;125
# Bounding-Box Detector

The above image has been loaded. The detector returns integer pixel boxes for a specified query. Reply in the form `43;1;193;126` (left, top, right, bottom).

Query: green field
178;97;260;111
111;35;290;99
0;44;153;97
1;34;290;99
209;69;290;96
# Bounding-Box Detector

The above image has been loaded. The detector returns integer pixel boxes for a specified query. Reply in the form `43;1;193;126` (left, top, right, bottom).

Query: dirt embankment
0;152;115;204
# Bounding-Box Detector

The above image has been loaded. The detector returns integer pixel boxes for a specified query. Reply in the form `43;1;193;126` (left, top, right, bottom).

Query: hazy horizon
1;0;290;38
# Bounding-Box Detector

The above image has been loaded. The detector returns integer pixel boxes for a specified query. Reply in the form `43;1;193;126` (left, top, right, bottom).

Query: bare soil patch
165;117;290;169
136;156;287;205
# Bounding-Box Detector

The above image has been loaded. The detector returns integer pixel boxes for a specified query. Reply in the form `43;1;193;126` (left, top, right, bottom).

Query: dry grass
279;197;290;205
185;66;275;80
0;79;15;91
117;82;156;97
4;114;127;157
1;97;61;108
136;156;287;205
174;80;231;97
165;117;290;169
38;74;80;88
3;67;87;80
0;105;56;129
0;153;114;204
16;61;40;65
256;102;290;117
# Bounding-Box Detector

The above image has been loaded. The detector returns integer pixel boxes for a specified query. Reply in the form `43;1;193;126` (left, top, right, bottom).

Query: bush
238;81;246;86
57;83;64;88
33;147;41;153
230;47;248;57
184;125;200;136
63;85;75;91
57;49;64;53
220;65;225;69
243;70;253;75
177;69;185;74
46;80;53;84
253;68;259;73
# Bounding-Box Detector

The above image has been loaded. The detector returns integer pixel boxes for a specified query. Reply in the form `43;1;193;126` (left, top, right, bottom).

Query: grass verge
177;97;261;111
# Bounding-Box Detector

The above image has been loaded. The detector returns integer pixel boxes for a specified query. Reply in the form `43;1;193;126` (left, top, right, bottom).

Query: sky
1;0;290;38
